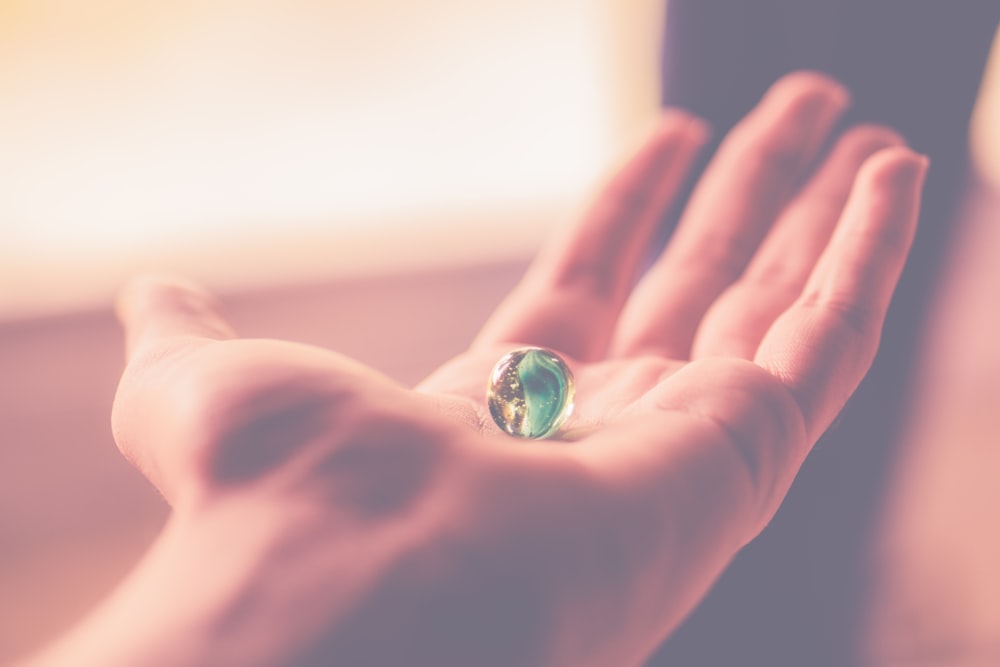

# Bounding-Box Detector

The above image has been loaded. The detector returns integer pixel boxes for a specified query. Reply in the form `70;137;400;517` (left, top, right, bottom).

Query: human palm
91;72;927;667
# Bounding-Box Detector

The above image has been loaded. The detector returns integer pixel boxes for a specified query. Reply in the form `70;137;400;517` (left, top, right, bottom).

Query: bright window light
0;0;662;318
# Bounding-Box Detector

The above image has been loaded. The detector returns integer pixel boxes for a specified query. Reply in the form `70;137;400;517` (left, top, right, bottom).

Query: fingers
612;71;850;359
755;147;928;440
473;110;710;360
117;274;235;361
563;146;925;648
569;143;924;633
691;124;904;359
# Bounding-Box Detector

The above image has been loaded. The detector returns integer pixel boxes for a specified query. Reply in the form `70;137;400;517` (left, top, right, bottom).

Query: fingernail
659;110;712;146
892;150;930;189
768;71;852;115
685;115;713;146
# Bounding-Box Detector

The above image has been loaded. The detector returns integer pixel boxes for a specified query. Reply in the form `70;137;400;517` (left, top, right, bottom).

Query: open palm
99;72;926;667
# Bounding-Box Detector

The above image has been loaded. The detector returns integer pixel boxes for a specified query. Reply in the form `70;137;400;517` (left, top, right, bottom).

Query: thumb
116;274;235;361
112;275;236;501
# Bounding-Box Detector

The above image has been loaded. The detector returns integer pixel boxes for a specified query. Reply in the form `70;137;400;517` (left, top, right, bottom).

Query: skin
21;71;927;667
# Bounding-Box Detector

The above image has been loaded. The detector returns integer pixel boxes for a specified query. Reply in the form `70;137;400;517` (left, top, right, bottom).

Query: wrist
20;495;324;667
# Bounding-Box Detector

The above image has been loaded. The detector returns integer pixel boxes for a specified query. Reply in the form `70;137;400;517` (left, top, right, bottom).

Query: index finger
473;111;709;361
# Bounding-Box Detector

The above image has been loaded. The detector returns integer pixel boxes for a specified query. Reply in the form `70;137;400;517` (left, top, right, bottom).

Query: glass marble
487;347;575;439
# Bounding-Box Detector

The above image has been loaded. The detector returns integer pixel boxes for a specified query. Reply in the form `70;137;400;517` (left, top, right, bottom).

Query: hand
28;72;926;667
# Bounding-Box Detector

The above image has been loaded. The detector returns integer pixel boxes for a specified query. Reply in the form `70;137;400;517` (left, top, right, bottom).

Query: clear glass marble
487;347;574;439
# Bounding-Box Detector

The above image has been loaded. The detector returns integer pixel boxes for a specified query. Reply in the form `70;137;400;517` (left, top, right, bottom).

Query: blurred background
0;0;664;319
2;0;1000;665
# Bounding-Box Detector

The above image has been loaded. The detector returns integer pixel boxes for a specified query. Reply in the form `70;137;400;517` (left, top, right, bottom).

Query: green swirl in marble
487;347;575;439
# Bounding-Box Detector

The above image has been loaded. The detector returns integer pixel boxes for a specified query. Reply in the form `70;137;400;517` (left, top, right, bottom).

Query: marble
487;347;574;439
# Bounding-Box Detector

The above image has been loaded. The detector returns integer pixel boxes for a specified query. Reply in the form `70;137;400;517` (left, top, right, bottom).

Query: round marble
487;347;574;439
